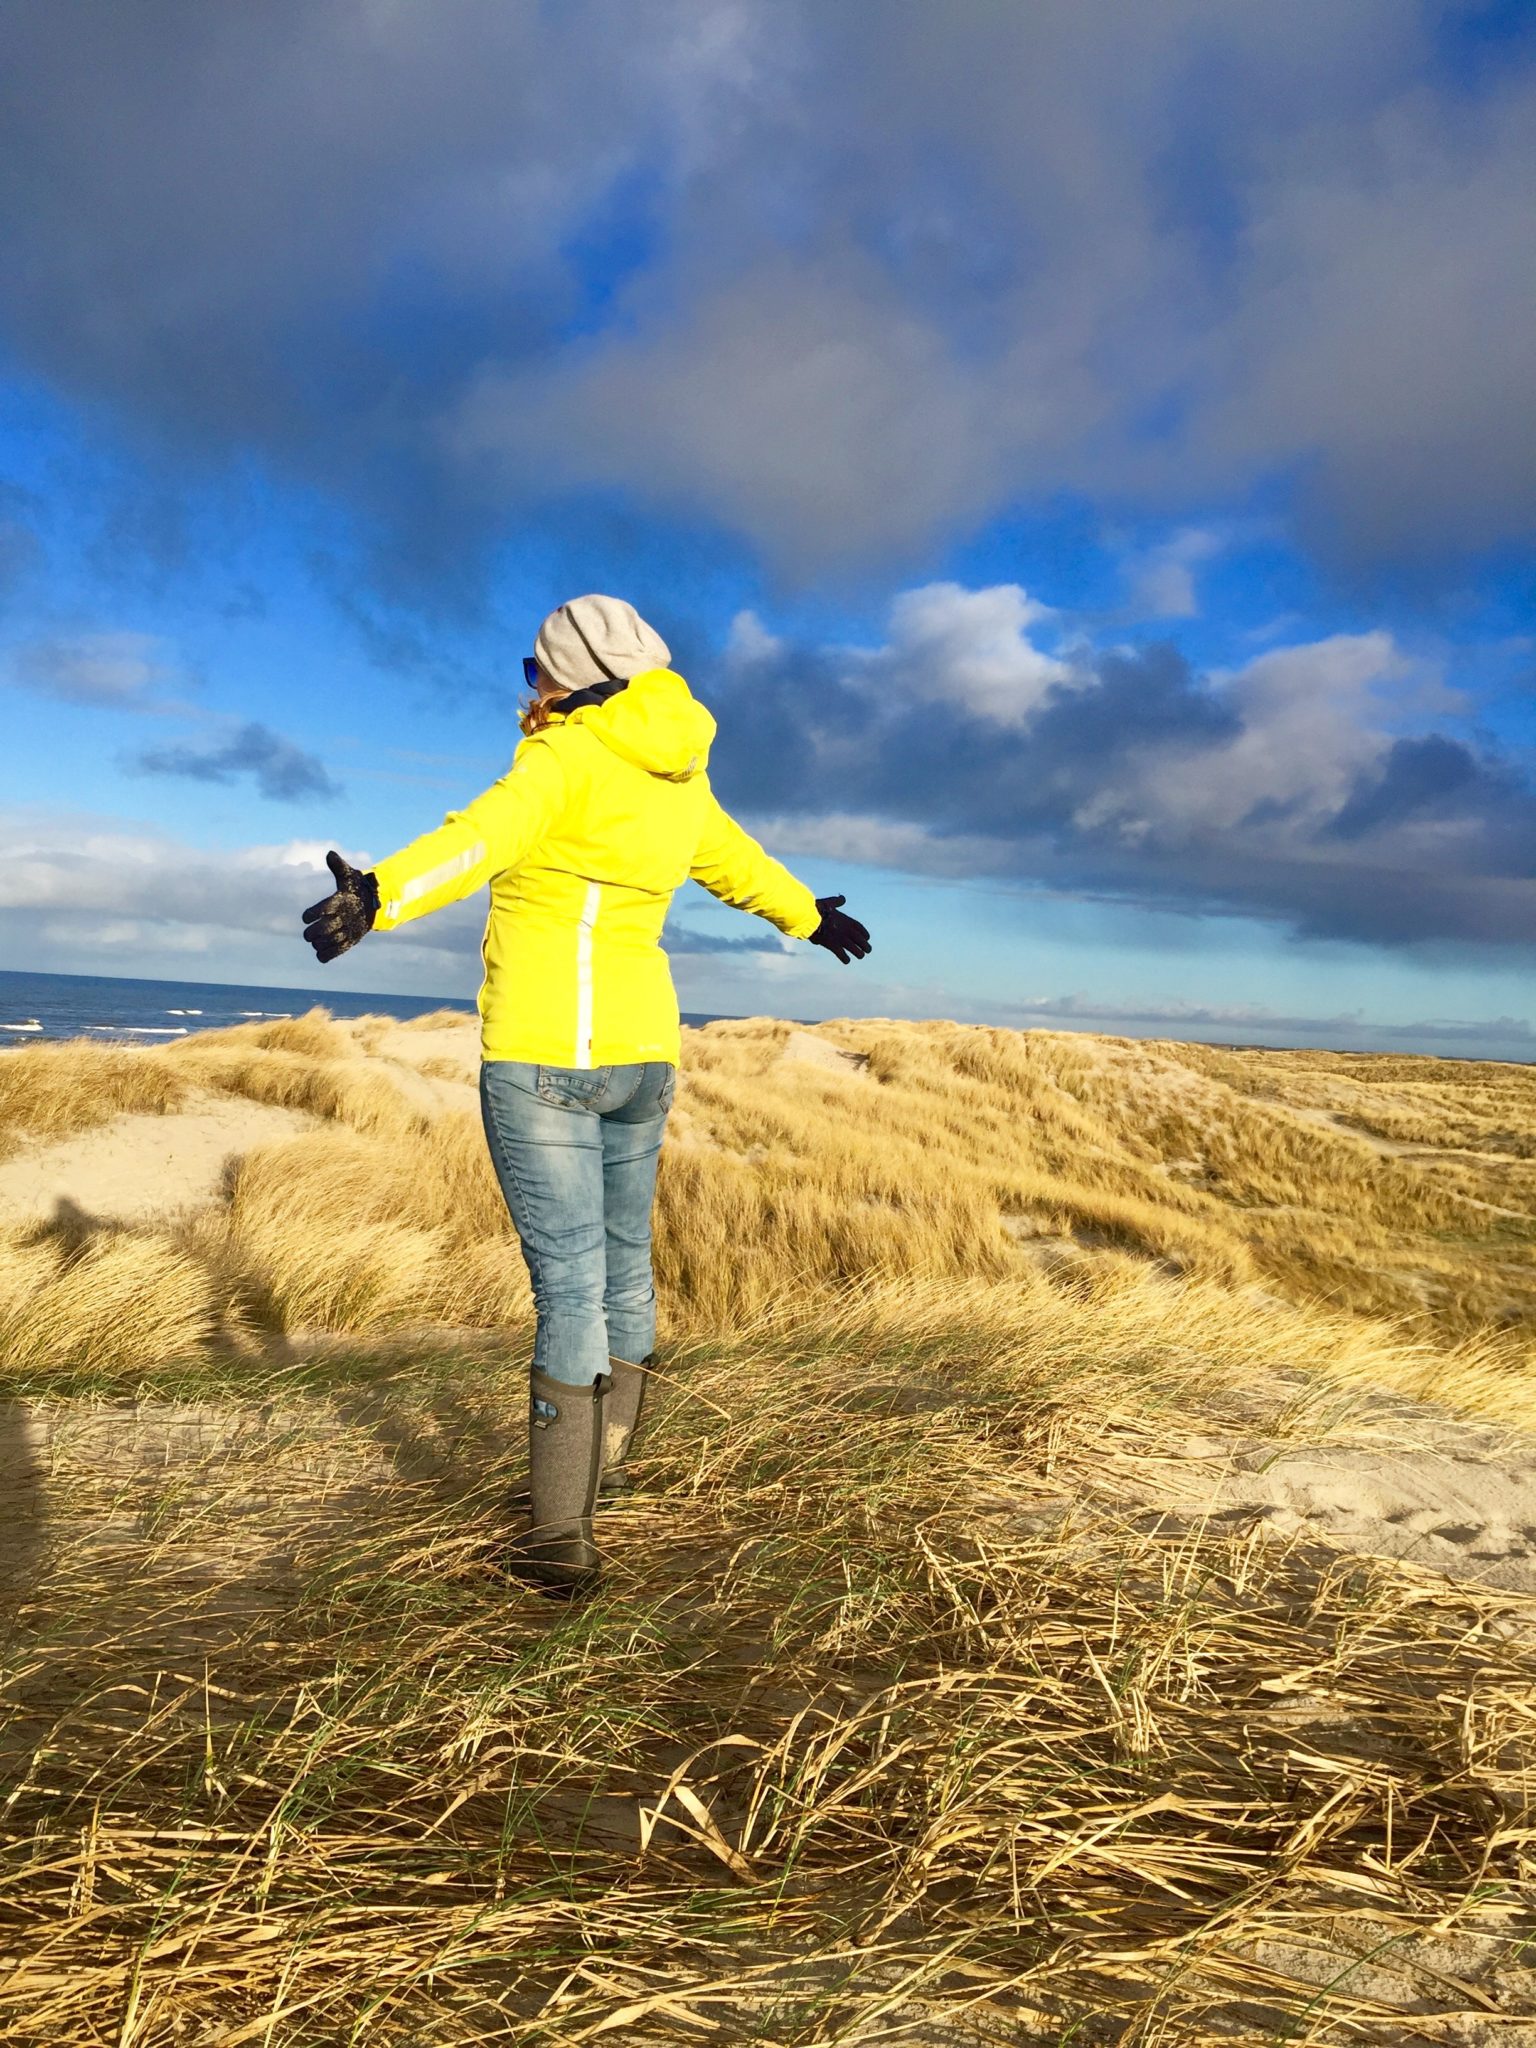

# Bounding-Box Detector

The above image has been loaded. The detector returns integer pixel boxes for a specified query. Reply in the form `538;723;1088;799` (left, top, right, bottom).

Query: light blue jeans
479;1060;675;1387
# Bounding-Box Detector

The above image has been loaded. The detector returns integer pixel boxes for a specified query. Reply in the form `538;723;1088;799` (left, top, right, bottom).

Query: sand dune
2;1007;1531;1592
0;1095;319;1228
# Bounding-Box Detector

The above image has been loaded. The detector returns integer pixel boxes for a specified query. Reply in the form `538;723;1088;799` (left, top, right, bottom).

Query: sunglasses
522;655;541;692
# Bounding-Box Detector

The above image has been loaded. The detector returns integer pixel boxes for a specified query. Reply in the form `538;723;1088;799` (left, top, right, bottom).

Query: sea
0;968;731;1046
0;967;476;1045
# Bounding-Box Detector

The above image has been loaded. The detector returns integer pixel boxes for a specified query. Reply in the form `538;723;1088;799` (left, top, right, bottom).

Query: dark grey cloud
708;596;1536;949
1005;991;1536;1058
1328;735;1495;841
0;1;1530;590
453;5;1536;573
662;917;786;956
130;721;339;801
0;0;730;591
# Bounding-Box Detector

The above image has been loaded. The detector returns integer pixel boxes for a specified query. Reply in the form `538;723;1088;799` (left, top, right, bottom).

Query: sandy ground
0;1095;320;1229
1153;1400;1536;1593
349;1018;479;1097
365;1019;477;1067
0;1018;479;1233
780;1027;869;1074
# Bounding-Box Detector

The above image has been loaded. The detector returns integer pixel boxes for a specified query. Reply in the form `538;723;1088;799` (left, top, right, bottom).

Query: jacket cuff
370;854;408;929
784;893;822;941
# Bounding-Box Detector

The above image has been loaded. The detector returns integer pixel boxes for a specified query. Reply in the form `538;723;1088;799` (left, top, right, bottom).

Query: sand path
1286;1100;1534;1169
0;1096;319;1228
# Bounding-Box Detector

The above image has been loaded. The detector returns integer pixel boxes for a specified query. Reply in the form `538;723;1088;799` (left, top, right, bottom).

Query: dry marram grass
2;1009;1533;1352
1;1009;1534;2042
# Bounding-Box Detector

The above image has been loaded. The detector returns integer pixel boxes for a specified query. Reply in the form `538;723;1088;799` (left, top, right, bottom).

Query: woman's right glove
302;850;380;963
808;895;871;964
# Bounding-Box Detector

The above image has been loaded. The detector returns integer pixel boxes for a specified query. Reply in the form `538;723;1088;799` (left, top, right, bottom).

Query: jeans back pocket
536;1064;613;1106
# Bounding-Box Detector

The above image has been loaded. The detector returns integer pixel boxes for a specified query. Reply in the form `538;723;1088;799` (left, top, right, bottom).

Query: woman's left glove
809;894;871;964
302;850;381;963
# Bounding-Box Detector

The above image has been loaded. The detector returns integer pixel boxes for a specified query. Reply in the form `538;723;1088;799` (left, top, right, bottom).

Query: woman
301;595;870;1599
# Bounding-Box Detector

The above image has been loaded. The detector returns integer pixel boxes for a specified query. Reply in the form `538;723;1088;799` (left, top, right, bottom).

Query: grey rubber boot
504;1367;609;1601
598;1354;651;1500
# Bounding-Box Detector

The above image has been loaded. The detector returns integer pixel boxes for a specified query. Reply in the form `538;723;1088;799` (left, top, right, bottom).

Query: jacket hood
563;668;715;781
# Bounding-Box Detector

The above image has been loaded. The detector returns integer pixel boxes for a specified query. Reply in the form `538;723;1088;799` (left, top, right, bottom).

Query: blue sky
1;1;1533;1058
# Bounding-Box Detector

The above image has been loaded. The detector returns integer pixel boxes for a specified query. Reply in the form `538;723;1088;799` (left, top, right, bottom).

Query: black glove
808;894;871;965
302;850;380;963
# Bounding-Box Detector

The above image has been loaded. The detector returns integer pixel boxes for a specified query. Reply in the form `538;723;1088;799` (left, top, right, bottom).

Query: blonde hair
518;687;569;737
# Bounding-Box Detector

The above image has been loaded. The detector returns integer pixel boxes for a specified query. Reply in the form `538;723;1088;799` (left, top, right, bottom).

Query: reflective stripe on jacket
370;668;820;1067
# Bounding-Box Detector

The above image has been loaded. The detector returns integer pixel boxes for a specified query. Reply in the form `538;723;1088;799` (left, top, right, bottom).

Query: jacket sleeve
688;785;822;939
371;740;569;931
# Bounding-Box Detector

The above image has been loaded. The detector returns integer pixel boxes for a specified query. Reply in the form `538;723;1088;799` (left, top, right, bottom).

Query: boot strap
584;1371;610;1519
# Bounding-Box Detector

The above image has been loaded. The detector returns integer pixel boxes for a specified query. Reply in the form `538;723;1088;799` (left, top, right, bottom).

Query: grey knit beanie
534;595;671;694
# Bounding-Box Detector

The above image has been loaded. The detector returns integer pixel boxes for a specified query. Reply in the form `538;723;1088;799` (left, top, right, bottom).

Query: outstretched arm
689;788;822;938
688;788;871;963
301;741;569;962
372;743;568;930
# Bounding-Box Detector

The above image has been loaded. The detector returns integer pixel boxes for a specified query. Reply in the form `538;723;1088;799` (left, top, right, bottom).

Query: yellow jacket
371;669;820;1067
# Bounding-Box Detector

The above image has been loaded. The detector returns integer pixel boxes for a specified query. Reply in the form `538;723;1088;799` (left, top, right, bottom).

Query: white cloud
0;809;485;989
0;817;348;933
711;588;1536;947
744;811;1020;882
725;608;784;666
857;583;1072;728
722;582;1077;754
51;917;212;954
1123;527;1224;619
1075;631;1414;841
